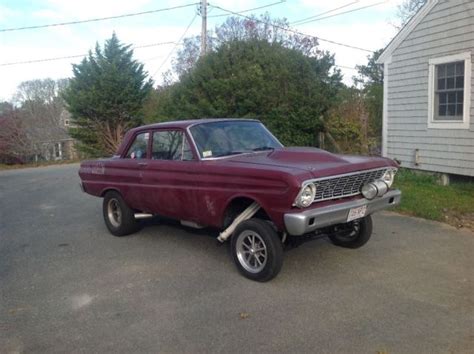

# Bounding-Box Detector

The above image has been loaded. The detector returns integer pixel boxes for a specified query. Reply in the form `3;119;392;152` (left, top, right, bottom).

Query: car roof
133;118;260;132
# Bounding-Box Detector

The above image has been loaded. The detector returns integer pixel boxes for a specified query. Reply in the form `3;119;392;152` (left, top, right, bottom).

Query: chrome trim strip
305;167;396;184
185;126;202;161
186;118;259;130
284;189;401;236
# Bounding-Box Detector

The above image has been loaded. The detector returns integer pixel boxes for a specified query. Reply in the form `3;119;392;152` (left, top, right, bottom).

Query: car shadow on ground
139;215;329;252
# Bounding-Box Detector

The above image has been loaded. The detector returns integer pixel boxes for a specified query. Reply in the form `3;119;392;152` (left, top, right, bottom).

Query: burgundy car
79;119;401;281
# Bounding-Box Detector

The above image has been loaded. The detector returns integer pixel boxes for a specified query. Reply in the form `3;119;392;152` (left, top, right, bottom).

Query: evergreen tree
63;33;152;156
150;39;341;147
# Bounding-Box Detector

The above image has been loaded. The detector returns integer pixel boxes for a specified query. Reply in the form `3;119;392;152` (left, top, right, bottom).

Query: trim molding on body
284;189;401;236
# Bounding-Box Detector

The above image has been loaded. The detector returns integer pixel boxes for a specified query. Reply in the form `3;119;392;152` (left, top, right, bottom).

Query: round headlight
361;183;377;200
295;184;316;208
382;169;397;188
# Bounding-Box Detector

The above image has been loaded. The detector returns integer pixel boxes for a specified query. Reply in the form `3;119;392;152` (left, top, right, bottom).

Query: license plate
347;205;367;222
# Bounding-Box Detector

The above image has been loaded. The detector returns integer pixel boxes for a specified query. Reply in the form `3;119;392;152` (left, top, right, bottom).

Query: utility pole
200;0;207;56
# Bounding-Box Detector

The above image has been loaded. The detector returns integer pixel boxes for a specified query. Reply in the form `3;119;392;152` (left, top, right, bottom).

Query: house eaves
376;0;439;64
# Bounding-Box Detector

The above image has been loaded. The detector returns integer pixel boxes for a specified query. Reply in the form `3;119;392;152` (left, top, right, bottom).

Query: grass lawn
393;168;474;230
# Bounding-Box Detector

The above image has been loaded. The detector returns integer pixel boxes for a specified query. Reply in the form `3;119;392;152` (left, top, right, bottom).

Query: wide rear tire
103;191;141;237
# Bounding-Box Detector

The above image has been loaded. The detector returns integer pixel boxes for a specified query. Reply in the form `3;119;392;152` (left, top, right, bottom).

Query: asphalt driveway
1;164;473;353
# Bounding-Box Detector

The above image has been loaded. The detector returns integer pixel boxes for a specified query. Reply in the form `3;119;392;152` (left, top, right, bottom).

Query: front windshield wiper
213;147;275;157
252;146;275;152
214;151;246;157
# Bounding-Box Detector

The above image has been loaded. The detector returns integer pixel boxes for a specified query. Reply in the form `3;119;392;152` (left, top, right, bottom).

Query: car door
141;129;199;220
110;130;151;211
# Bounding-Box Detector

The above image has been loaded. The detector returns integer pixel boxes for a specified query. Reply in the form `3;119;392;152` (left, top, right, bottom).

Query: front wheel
231;219;283;282
328;215;373;249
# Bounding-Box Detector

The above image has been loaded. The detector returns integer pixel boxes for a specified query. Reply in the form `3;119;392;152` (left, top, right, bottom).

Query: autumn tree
0;103;30;163
397;0;428;28
14;78;69;157
353;49;384;152
169;14;320;80
63;33;153;156
326;87;367;154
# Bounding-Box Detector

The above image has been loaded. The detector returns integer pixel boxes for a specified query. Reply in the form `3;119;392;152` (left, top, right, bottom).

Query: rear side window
125;132;149;159
152;130;194;161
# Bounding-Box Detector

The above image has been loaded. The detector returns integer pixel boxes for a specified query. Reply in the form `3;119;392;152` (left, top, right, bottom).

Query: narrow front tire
231;219;283;282
328;215;373;249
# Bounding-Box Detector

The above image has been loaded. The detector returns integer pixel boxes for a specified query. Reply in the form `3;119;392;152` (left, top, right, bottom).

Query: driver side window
125;132;149;159
152;130;194;161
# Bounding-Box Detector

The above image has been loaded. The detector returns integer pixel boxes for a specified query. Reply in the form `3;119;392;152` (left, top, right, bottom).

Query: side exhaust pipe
134;213;153;219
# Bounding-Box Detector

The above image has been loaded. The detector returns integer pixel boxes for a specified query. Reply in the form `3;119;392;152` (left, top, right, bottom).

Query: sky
0;0;405;101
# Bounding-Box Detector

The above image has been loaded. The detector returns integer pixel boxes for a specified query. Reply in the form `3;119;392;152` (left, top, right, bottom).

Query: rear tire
328;215;372;249
103;191;141;236
231;219;283;282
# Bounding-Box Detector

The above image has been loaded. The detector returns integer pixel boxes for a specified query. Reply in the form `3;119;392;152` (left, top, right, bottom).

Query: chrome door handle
138;162;148;167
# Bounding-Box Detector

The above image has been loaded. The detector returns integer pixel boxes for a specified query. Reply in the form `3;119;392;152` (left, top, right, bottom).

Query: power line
291;1;359;25
0;41;176;66
336;64;358;70
208;1;285;18
294;1;389;26
0;3;199;33
152;14;199;77
208;4;374;53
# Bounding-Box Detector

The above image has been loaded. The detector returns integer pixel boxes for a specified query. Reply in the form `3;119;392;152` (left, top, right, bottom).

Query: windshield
189;120;282;158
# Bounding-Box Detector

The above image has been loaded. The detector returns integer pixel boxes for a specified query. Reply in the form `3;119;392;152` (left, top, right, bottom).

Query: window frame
122;130;151;160
428;52;471;129
150;128;196;161
187;120;283;160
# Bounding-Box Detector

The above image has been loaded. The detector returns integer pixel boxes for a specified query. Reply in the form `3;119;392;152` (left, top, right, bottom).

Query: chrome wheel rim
236;231;267;274
107;198;122;228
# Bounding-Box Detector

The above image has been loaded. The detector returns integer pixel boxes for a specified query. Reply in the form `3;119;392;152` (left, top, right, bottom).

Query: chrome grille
313;168;387;202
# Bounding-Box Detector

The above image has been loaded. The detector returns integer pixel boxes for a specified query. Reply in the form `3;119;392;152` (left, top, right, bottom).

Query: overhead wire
208;4;375;53
293;1;389;26
208;1;285;18
152;13;199;77
0;3;199;32
0;41;177;66
336;64;358;70
291;1;360;25
1;2;373;71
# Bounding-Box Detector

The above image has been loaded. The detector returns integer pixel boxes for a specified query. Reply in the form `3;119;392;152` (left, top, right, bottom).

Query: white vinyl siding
384;0;474;177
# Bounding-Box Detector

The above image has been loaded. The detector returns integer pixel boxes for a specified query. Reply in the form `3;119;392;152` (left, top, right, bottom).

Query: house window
435;61;464;120
428;52;471;129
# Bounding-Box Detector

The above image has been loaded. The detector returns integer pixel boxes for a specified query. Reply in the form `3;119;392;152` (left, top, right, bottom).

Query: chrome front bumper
284;189;401;236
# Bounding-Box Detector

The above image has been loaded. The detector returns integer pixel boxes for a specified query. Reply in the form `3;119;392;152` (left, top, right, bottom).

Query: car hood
224;147;397;178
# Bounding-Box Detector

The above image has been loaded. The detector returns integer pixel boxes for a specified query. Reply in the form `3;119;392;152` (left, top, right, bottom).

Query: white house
377;0;473;177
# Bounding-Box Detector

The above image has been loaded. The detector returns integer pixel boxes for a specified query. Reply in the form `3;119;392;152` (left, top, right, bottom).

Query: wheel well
222;197;271;229
100;188;121;198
